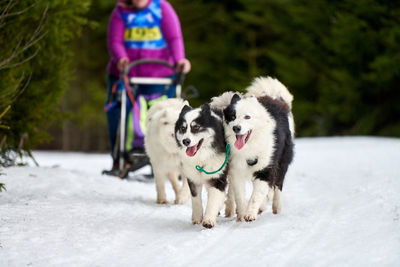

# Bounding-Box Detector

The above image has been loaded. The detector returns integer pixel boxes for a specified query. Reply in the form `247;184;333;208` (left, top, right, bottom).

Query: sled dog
175;103;228;228
223;76;295;221
145;98;190;204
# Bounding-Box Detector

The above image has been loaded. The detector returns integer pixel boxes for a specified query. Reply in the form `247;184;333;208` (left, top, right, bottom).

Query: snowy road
1;137;400;266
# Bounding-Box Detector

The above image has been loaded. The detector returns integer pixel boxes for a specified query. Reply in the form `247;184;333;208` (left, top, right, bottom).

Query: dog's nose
232;125;241;134
182;138;191;146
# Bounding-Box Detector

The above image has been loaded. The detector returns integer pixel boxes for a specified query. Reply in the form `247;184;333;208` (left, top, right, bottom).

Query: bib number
124;26;162;42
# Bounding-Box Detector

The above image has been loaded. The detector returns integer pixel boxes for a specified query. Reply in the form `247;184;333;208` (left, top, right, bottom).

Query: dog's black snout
182;138;191;146
233;125;241;133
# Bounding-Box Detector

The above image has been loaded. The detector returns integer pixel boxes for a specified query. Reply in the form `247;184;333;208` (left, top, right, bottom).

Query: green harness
195;144;230;175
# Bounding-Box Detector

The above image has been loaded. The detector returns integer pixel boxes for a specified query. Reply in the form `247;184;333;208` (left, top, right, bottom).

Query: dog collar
195;144;230;175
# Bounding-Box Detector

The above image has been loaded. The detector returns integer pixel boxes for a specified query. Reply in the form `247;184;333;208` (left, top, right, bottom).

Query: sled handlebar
121;59;185;86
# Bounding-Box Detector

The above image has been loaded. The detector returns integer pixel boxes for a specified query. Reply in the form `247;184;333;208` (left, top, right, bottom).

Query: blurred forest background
1;0;399;159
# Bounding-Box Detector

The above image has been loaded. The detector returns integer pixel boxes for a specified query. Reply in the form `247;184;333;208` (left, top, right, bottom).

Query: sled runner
102;59;197;178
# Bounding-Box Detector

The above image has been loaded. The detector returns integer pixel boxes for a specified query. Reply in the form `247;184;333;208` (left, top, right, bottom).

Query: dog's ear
231;93;241;105
181;104;191;113
179;104;192;117
200;103;211;115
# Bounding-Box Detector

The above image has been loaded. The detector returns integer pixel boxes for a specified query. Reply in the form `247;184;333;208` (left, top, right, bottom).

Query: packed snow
1;137;399;266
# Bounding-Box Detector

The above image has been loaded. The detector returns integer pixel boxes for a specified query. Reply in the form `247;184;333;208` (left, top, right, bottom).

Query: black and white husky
222;77;295;222
175;104;228;228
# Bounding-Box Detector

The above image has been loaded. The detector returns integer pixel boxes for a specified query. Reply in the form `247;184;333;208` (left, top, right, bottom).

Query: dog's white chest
229;144;273;180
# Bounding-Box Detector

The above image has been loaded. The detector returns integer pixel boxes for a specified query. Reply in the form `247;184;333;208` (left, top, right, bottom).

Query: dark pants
105;74;176;164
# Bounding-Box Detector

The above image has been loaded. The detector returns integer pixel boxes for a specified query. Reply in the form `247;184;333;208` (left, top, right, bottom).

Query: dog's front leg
224;181;235;217
231;175;247;221
203;186;225;228
188;179;203;224
154;169;168;204
167;171;181;204
272;186;282;214
177;173;190;205
259;188;274;215
245;179;270;221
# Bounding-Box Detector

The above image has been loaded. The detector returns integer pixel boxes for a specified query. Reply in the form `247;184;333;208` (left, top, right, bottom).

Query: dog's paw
202;218;216;229
258;206;267;215
175;194;189;205
272;206;281;214
157;199;168;205
236;215;245;222
225;208;235;218
244;213;257;222
192;217;203;225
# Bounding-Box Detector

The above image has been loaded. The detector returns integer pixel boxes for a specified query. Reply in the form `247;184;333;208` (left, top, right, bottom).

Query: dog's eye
244;115;251;120
179;126;187;133
231;115;236;121
163;122;168;125
192;125;200;131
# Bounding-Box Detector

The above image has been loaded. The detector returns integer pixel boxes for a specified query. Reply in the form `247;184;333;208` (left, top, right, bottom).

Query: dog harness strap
195;144;230;175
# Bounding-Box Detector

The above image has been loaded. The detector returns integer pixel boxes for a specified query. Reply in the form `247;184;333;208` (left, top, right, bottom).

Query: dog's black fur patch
246;157;258;166
223;103;237;124
192;104;226;154
223;94;241;124
251;95;294;190
187;179;197;197
253;165;278;188
175;105;192;147
208;167;228;192
212;108;224;120
231;94;241;105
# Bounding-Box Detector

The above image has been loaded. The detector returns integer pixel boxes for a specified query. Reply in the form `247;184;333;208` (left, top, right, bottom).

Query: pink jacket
107;0;185;77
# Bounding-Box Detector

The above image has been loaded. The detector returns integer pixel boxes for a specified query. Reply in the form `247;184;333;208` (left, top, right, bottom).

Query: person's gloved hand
117;57;129;72
176;58;191;74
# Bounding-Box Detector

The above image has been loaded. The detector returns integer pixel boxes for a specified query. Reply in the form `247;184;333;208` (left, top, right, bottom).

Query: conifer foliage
0;0;90;165
174;0;400;136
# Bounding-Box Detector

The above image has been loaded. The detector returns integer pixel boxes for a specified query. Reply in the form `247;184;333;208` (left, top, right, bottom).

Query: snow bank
1;137;399;266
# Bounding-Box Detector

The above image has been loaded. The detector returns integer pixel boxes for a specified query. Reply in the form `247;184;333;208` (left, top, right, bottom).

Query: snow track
1;137;399;266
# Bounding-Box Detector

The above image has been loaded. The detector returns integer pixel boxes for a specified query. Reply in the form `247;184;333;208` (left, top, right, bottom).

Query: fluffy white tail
245;77;293;109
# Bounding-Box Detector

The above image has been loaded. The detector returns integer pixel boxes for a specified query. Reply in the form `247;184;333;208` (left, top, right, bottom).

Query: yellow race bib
124;26;162;42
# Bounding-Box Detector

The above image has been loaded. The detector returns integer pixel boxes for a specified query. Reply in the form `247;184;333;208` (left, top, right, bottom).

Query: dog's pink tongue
186;145;197;157
235;134;246;150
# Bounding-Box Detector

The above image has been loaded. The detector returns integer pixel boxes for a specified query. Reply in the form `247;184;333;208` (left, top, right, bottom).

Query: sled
102;59;197;179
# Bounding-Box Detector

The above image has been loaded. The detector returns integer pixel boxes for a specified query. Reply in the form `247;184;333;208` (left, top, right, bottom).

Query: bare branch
0;136;7;150
0;2;48;70
0;0;38;29
0;72;27;103
18;133;28;151
0;0;17;28
0;105;11;119
11;72;32;103
1;48;40;70
0;38;24;69
1;2;37;19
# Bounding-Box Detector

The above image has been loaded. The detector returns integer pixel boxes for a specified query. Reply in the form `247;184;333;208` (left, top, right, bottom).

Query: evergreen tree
26;0;400;153
236;0;400;136
0;0;90;164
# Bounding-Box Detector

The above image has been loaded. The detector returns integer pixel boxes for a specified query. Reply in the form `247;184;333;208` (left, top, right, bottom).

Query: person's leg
105;74;120;168
165;74;177;98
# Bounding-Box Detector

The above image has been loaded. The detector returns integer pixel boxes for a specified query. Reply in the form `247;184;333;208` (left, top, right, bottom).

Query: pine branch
0;183;6;192
0;3;48;70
